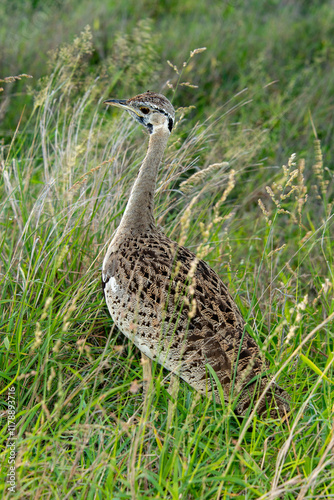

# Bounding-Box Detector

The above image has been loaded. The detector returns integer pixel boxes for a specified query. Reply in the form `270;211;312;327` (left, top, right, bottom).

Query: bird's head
104;91;175;135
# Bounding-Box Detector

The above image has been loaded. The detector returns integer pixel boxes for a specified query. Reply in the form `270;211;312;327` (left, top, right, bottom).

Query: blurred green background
2;0;334;166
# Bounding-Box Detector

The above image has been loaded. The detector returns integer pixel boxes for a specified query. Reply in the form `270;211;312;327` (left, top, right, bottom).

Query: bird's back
102;228;290;418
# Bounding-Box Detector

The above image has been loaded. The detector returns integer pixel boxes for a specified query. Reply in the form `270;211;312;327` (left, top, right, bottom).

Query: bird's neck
117;127;169;235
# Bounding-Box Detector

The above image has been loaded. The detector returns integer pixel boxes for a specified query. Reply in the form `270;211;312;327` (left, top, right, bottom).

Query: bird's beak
104;99;141;117
104;99;128;109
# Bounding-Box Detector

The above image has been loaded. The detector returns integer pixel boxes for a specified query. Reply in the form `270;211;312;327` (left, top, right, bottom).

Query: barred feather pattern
102;228;290;418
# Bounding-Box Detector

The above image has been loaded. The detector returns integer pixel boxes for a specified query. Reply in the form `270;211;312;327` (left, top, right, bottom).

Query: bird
102;90;290;418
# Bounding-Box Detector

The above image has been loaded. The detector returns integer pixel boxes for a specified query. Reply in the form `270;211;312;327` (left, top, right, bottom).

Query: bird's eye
140;107;150;114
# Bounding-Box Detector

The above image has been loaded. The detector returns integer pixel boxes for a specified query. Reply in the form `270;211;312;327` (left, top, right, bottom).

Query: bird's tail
235;378;290;419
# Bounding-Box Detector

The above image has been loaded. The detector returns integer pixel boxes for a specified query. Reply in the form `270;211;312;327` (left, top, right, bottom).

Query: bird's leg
141;353;152;397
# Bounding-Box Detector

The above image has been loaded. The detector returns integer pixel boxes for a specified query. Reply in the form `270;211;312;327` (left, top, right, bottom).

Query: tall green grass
1;22;334;500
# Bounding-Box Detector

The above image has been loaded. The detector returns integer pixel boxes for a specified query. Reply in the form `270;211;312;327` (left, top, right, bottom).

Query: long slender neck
117;127;170;235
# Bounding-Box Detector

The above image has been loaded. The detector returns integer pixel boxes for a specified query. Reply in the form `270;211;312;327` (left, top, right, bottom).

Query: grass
1;4;334;499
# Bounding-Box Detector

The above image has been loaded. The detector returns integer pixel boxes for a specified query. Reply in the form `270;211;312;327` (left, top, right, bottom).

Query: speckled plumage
102;91;289;418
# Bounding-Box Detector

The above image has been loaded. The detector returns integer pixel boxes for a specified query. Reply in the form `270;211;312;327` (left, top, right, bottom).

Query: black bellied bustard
102;91;289;418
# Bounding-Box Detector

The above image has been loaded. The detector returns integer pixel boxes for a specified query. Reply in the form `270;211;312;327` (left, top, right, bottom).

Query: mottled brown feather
103;229;289;417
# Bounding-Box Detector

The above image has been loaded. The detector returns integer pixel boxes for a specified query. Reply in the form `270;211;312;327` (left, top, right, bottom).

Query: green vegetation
1;1;333;498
